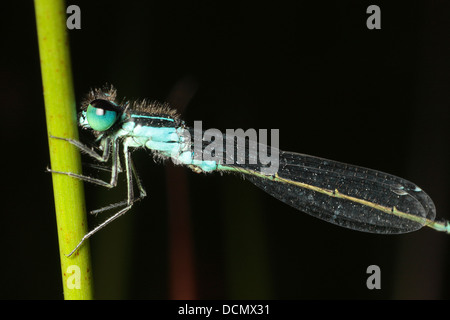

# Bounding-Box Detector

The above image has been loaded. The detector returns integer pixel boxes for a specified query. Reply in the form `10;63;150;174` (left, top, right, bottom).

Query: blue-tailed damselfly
47;85;450;257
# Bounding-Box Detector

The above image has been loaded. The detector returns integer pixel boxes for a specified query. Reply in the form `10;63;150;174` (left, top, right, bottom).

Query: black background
1;0;449;299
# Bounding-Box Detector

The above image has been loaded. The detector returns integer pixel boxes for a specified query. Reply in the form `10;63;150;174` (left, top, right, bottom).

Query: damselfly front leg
47;135;118;188
48;136;147;257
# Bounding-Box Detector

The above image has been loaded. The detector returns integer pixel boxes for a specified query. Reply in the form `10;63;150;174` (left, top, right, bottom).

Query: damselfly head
84;99;121;131
78;84;181;133
79;84;124;132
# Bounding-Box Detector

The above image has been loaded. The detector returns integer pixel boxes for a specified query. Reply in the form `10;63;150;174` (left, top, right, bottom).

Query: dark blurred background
1;0;448;299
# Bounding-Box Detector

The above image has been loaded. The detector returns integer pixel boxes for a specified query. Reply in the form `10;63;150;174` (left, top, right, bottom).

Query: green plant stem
35;0;93;299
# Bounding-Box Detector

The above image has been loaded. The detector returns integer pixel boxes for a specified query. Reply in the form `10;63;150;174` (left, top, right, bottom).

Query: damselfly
48;85;449;257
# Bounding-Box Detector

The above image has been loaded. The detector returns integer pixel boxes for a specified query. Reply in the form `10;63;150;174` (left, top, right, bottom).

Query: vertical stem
166;77;199;299
35;0;93;299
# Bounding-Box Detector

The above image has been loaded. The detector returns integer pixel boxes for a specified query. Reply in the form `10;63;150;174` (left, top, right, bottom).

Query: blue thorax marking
132;114;175;122
130;113;178;129
118;119;219;172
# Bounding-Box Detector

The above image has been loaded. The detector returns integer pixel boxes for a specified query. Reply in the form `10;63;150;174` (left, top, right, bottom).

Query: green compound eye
86;102;118;131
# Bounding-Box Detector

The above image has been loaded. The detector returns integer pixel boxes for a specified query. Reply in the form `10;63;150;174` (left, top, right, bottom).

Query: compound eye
85;100;118;131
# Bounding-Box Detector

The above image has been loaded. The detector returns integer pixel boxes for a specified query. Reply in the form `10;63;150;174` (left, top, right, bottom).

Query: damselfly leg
48;136;147;256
